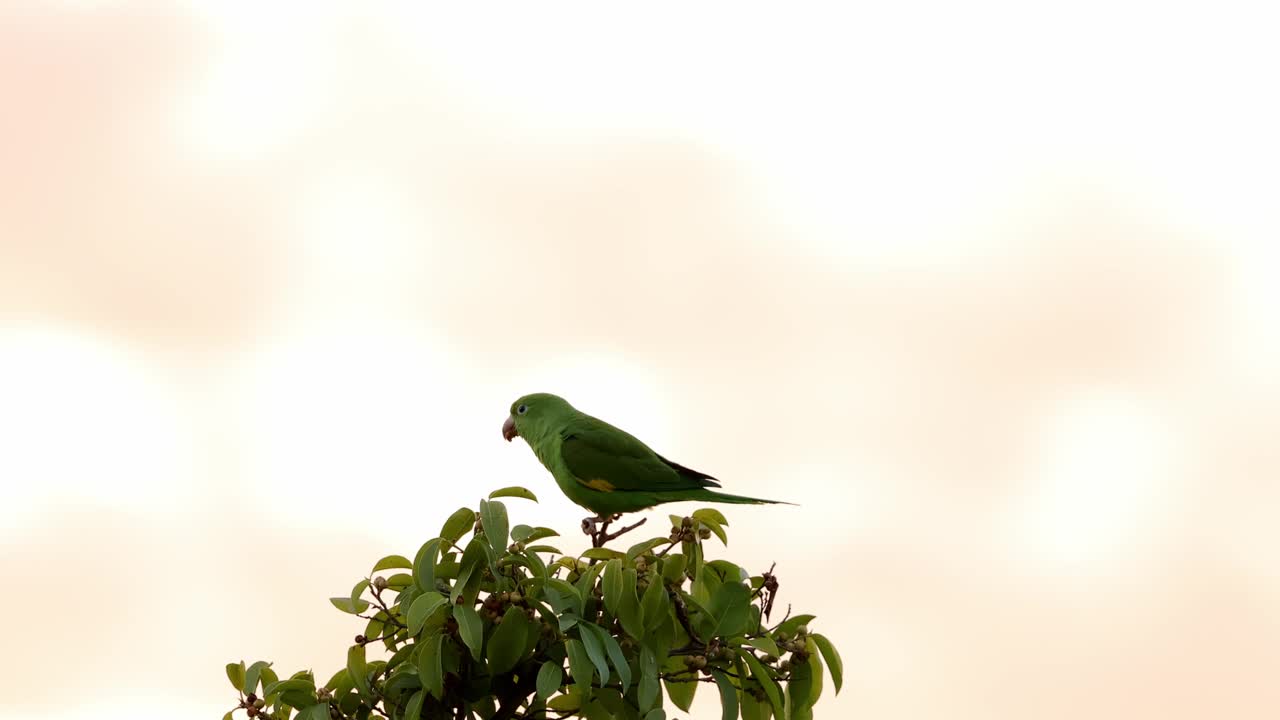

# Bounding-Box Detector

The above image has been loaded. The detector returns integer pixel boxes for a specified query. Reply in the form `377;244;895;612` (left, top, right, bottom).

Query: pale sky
2;2;1278;719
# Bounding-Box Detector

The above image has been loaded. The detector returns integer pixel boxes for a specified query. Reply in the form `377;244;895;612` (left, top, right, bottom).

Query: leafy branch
225;487;843;720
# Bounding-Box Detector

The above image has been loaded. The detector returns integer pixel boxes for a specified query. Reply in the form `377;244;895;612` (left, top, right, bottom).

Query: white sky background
2;1;1279;719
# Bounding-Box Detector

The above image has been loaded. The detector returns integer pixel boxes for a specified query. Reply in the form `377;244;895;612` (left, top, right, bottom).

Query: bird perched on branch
502;393;789;545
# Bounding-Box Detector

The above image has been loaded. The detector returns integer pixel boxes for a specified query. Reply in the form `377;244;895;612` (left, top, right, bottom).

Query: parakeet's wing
559;419;721;492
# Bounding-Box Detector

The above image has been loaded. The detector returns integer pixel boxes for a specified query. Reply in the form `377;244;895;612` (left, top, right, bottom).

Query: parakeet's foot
582;513;648;548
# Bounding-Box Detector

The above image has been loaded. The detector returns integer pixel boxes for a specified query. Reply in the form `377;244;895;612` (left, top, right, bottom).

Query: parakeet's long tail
679;489;797;506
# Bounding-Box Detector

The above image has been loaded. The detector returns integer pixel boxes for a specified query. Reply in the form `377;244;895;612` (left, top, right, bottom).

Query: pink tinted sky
1;2;1278;719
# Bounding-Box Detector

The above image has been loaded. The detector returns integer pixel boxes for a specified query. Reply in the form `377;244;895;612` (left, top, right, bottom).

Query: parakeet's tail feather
681;489;797;506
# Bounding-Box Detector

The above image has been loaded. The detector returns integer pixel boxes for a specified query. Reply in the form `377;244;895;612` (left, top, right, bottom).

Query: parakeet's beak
502;415;518;442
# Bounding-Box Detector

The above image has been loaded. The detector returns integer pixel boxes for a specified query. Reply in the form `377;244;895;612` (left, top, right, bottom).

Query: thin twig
767;604;793;633
655;537;681;557
597;517;647;546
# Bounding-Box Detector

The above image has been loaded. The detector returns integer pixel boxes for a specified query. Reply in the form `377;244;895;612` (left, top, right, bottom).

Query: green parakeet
502;393;789;517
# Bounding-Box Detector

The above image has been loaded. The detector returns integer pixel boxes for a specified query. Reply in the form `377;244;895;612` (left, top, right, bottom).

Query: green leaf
350;579;370;609
524;527;560;542
638;646;661;712
547;691;583;712
451;537;490;605
259;667;280;695
691;564;717;605
595;624;633;694
398;585;419;614
565;638;595;696
412;538;441;593
524;548;548;579
406;591;447;636
511;524;535;542
346;645;370;699
536;661;563;700
264;678;315;700
298;705;330;720
602;559;624;614
489;485;538;502
488;605;531;675
576;624;612;687
643;710;666;720
553;556;584;573
222;712;234;720
617;569;644;639
417;632;445;700
660;554;686;583
525;544;562;554
282;688;317;709
581;547;625;561
776;614;816;637
386;644;416;672
226;662;246;692
386;572;413;589
322;668;348;692
707;560;748;584
479;499;510;557
811;633;843;694
740;691;769;720
746;636;781;658
708;582;751;638
329;596;370;614
402;689;424;720
683;593;716;640
741;651;784;719
575;559;608;599
453;604;484;660
626;537;669;560
686;538;704;580
713;671;740;720
372;554;413;572
696;518;728;545
440;506;476;546
786;643;822;718
243;660;272;696
581;698;615;720
544;578;583;616
640;575;668;630
663;666;697;711
692;507;729;527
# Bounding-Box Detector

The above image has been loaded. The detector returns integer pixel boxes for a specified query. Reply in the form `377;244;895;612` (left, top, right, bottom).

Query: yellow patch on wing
584;478;616;492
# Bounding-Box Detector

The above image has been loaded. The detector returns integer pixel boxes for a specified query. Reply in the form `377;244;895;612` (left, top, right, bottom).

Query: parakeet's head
503;393;573;442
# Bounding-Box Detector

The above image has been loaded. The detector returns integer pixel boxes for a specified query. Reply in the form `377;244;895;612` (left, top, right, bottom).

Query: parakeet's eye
516;404;528;415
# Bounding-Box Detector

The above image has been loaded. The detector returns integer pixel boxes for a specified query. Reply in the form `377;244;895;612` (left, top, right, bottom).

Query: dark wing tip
655;453;722;487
